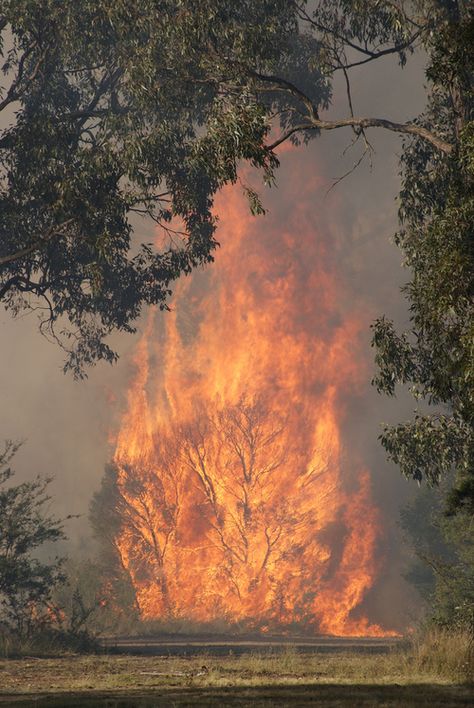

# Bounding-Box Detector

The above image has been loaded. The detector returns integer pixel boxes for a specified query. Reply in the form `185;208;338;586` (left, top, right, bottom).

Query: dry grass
0;633;472;705
0;632;59;660
403;628;473;682
0;629;97;659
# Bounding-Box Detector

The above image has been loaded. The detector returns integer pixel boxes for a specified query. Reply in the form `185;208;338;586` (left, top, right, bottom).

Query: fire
113;157;396;636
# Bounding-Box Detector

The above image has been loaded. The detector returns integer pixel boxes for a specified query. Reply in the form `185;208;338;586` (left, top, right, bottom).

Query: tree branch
337;27;424;70
266;116;453;155
0;44;47;113
249;70;319;120
295;1;427;61
0;219;75;268
252;68;453;155
69;67;124;128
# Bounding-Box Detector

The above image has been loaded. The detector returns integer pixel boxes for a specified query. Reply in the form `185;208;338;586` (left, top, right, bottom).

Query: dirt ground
0;647;473;707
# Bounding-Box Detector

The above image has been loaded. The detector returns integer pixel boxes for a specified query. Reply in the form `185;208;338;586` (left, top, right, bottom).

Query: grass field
0;633;473;707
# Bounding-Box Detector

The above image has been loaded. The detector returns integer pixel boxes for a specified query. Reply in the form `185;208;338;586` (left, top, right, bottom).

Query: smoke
0;53;425;627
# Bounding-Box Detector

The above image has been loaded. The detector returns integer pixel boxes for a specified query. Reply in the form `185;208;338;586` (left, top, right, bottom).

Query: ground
0;638;473;707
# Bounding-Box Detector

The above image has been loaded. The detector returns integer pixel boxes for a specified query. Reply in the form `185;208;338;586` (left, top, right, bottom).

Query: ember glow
114;162;396;636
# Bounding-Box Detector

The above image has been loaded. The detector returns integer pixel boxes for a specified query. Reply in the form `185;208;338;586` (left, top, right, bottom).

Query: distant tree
0;442;67;637
88;463;141;627
0;1;458;376
53;556;139;636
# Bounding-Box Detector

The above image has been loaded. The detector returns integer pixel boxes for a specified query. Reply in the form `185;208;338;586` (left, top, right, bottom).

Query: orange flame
114;161;397;637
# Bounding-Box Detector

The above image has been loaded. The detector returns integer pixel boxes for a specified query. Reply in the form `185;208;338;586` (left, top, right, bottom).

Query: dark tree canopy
0;1;290;375
0;0;457;375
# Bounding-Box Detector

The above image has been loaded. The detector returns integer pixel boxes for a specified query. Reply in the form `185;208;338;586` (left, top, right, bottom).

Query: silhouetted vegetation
401;480;474;632
0;442;99;656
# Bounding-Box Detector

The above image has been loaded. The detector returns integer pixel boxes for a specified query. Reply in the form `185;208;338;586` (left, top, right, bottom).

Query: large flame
113;159;395;637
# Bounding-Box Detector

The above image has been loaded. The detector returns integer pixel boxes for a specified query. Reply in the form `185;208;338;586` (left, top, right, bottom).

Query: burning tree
106;163;394;636
99;394;387;634
111;397;318;622
177;398;319;620
114;440;185;616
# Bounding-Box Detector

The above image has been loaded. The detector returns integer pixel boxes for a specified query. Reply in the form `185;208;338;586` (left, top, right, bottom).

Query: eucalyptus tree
0;1;286;375
0;1;453;371
370;1;473;515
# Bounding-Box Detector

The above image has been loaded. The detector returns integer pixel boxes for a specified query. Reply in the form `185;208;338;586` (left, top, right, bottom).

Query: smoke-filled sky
0;53;426;627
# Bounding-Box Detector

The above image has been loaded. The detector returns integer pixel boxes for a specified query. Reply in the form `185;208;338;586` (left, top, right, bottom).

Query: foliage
400;481;474;632
2;0;472;633
0;1;295;375
0;441;67;638
1;1;456;375
372;2;474;515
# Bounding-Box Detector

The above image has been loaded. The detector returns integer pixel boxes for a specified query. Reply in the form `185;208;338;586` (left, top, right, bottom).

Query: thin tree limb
266;116;453;155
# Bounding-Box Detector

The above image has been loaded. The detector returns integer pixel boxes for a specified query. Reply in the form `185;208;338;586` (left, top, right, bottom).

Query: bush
0;442;100;655
0;625;99;658
0;442;68;637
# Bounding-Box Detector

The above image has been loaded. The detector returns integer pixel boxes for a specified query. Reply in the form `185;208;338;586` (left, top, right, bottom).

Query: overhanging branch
267;116;453;155
252;70;453;155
